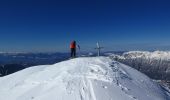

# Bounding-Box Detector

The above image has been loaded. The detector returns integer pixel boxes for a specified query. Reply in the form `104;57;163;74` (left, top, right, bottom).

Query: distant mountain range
0;52;70;76
0;52;70;65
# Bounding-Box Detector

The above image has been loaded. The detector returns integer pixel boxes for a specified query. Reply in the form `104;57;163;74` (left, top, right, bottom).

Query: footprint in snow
102;86;108;89
31;97;34;100
119;84;130;91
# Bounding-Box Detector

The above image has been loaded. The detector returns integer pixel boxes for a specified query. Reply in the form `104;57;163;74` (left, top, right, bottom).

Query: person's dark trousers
71;48;76;58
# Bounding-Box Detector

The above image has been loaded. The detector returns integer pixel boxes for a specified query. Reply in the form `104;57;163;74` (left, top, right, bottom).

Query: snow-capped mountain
109;51;170;60
0;57;169;100
107;51;170;81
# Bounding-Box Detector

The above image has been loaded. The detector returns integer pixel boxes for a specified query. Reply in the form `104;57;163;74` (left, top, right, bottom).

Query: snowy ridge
0;57;169;100
122;51;170;60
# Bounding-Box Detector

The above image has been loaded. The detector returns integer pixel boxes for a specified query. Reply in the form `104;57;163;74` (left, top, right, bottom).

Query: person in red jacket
70;40;76;58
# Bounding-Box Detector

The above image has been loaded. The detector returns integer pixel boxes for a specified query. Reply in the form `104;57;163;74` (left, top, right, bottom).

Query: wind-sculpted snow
0;57;169;100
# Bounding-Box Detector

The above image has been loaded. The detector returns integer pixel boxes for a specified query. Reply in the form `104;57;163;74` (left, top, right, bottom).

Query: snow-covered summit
0;57;169;100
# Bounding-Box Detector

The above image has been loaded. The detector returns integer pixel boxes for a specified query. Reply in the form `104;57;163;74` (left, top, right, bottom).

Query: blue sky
0;0;170;52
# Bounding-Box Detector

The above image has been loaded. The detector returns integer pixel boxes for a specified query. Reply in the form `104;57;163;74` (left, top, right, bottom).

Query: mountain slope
107;51;170;81
0;57;169;100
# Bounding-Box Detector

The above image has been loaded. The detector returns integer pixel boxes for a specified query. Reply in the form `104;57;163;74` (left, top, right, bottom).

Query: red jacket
70;41;76;49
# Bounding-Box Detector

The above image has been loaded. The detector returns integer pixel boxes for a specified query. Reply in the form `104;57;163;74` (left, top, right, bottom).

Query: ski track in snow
0;57;169;100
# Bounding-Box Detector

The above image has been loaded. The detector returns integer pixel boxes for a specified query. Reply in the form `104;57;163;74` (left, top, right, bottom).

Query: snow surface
0;57;169;100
